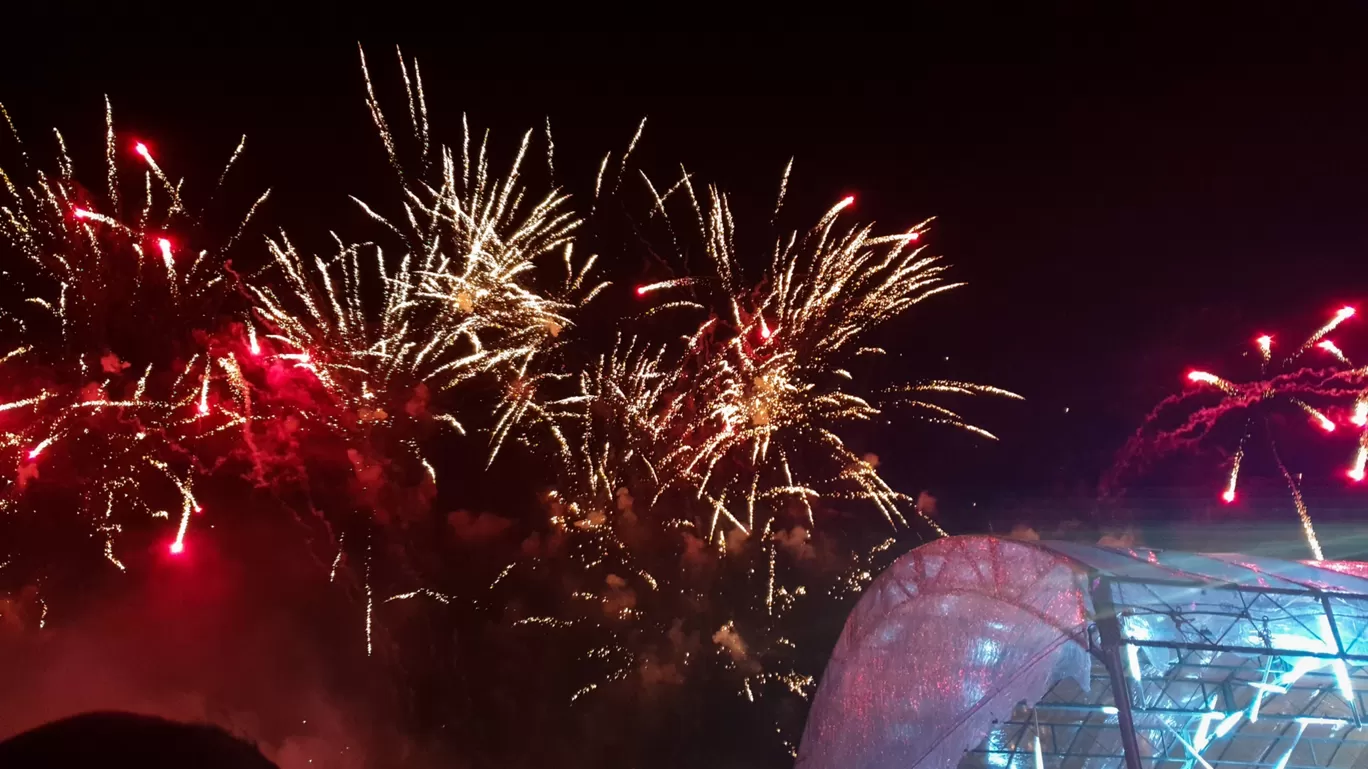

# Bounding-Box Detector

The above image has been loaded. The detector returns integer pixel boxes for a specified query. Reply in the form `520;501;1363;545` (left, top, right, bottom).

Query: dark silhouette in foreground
0;711;278;768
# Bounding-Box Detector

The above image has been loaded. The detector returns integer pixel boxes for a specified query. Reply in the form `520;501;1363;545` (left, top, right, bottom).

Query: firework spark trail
1111;307;1367;559
1223;432;1247;503
1270;440;1324;561
365;535;374;657
329;532;347;583
1350;441;1368;483
1319;339;1351;364
1288;306;1355;362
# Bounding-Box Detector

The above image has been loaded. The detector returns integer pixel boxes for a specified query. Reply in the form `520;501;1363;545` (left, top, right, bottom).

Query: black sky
5;10;1368;535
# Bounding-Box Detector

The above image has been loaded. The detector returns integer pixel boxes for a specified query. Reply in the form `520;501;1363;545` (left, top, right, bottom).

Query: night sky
9;11;1368;768
5;12;1368;545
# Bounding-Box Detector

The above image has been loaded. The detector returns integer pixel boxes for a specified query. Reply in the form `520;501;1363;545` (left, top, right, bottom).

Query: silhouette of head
0;711;278;768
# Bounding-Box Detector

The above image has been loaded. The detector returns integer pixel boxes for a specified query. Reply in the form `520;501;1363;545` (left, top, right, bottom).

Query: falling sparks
1318;339;1349;363
1223;444;1244;503
384;588;452;604
1288;306;1355;362
330;533;346;582
365;537;374;657
1187;370;1238;394
1273;445;1324;561
1114;306;1368;560
27;435;56;460
1350;444;1367;482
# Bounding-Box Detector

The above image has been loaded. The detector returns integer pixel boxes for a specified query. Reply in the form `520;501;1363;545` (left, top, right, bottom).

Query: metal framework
961;544;1368;769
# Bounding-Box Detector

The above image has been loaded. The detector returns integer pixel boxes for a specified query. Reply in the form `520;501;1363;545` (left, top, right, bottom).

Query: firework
1111;307;1368;560
0;56;1016;763
233;49;618;656
0;99;264;587
494;153;1017;743
251;49;604;464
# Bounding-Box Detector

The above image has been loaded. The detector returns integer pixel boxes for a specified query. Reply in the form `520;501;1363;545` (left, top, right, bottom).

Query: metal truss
960;573;1368;769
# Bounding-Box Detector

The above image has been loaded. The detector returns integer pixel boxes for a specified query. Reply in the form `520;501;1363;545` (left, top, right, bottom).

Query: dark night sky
5;10;1368;540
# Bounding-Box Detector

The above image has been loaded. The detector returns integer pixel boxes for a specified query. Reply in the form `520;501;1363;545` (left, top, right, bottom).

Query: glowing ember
1318;339;1349;363
27;435;57;460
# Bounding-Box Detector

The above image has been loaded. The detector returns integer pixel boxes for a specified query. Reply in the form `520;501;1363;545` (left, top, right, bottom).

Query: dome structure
798;535;1368;769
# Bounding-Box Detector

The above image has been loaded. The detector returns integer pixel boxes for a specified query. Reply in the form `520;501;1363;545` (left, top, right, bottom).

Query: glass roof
1028;539;1368;596
798;535;1368;769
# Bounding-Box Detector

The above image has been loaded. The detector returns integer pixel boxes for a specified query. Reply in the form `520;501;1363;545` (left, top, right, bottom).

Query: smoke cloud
0;517;414;768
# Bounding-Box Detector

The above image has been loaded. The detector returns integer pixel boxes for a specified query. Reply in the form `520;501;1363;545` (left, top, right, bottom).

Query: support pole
1093;578;1146;769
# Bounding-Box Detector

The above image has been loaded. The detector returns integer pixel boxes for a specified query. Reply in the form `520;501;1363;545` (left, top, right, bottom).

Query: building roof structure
798;535;1368;769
